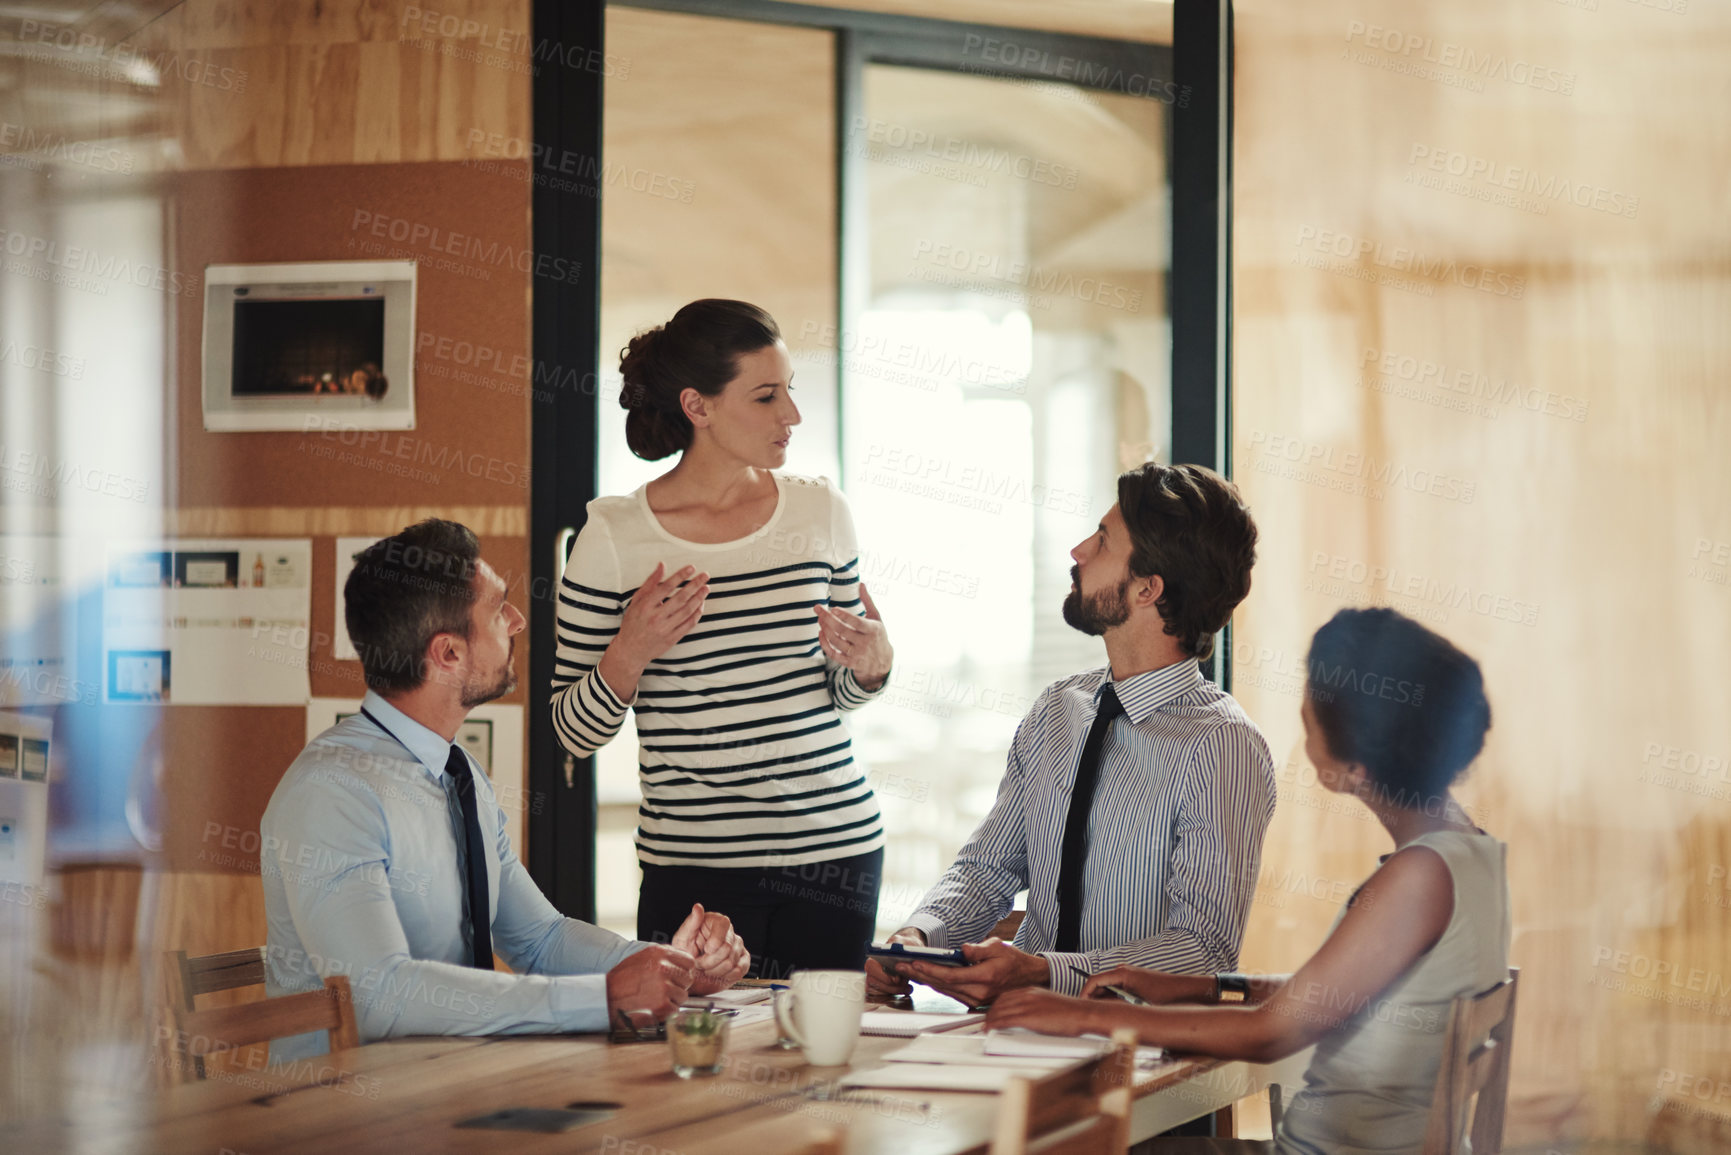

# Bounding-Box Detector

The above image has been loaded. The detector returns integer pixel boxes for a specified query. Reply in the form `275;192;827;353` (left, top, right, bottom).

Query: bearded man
867;464;1275;1008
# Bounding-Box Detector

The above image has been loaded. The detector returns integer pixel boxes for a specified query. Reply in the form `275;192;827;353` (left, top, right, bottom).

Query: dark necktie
1054;684;1124;953
445;745;495;970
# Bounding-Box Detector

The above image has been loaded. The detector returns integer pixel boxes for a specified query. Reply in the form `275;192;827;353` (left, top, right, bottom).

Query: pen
1068;966;1149;1006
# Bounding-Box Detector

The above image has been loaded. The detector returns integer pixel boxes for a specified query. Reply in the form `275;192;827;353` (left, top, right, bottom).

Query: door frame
526;0;1232;913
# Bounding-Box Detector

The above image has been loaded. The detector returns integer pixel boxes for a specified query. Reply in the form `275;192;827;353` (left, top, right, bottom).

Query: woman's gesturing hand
598;563;708;701
815;583;893;691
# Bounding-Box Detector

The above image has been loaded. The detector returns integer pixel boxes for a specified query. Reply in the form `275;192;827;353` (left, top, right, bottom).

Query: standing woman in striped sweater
551;299;895;979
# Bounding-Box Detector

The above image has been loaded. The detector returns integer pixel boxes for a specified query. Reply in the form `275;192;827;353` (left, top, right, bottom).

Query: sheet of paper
725;1006;775;1026
706;987;773;1006
984;1029;1164;1066
859;1010;985;1037
838;1063;1018;1093
331;536;381;661
102;539;312;705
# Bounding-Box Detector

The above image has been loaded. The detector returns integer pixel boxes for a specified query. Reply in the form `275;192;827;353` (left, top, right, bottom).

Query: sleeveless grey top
1278;829;1511;1155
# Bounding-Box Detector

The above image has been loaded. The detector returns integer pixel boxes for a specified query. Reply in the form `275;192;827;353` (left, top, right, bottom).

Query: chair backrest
988;910;1028;943
162;947;270;1080
989;1028;1136;1155
167;946;268;1012
1422;967;1519;1155
156;974;359;1087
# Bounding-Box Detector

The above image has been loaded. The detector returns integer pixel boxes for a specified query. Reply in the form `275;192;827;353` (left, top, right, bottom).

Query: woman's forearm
1243;973;1291;1005
596;640;647;703
1091;1000;1305;1065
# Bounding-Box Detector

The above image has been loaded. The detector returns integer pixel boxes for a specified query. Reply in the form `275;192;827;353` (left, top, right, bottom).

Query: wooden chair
989;1028;1137;1155
1262;968;1518;1155
156;946;359;1087
1422;968;1519;1155
162;947;269;1079
988;909;1028;942
795;1130;845;1155
167;947;268;1011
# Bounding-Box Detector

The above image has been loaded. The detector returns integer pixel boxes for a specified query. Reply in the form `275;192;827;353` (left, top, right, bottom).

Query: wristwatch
1214;972;1252;1002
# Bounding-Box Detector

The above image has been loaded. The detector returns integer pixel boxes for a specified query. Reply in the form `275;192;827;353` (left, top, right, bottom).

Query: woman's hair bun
617;300;782;461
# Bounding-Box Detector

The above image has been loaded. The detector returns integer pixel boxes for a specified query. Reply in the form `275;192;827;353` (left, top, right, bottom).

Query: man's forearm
904;863;1023;949
340;957;613;1041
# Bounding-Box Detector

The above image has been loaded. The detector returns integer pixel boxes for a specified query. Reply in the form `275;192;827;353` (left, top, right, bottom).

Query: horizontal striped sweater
550;473;887;868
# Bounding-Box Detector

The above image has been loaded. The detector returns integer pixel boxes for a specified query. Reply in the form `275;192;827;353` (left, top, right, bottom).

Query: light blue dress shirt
904;658;1276;995
261;691;645;1061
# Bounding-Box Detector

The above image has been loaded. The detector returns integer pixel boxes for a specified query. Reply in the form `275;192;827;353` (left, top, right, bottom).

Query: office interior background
0;0;1726;1149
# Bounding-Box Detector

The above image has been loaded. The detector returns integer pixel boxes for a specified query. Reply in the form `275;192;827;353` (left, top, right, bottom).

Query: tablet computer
867;942;969;967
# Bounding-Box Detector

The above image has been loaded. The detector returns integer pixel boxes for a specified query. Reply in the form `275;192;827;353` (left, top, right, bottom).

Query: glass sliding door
595;5;839;935
838;63;1172;933
589;2;1183;941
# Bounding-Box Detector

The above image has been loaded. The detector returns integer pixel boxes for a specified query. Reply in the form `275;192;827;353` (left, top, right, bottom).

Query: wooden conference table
98;998;1309;1154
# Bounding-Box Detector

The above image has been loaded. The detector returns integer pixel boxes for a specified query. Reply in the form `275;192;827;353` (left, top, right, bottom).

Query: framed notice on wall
201;260;417;432
102;539;313;705
0;711;52;888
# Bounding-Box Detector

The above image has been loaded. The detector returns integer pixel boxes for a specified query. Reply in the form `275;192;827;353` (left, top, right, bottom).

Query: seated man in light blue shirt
866;463;1275;1006
262;519;749;1060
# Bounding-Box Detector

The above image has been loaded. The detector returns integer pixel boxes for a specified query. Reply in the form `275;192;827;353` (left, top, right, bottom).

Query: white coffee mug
772;970;866;1066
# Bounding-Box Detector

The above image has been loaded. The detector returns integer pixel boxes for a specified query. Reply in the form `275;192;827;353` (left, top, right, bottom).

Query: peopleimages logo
1247;429;1477;505
17;19;248;92
1360;346;1588;423
1294;226;1525;299
1407;145;1638;219
1344;20;1577;95
0;122;134;174
0;227;200;296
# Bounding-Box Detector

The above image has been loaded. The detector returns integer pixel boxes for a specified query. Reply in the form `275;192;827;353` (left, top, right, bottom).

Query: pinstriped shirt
904;657;1276;996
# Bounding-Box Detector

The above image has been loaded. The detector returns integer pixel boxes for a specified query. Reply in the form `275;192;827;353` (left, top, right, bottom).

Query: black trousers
636;848;883;980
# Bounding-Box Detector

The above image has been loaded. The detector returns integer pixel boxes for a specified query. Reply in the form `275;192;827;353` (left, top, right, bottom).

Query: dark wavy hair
343;519;480;694
618;299;782;460
1116;463;1258;660
1305;608;1492;807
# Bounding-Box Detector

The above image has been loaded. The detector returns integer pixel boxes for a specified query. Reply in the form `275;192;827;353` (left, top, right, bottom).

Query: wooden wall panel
130;0;530;168
1231;0;1731;1145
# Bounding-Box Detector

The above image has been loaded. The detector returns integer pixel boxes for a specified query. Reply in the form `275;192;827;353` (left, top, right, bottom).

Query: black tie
1054;685;1124;953
445;745;495;970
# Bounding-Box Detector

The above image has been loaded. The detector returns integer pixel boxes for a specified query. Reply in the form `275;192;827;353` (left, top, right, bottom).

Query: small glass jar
668;1008;732;1078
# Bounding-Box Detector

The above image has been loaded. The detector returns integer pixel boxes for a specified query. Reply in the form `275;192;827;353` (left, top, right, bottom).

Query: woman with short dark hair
550;299;895;978
988;607;1508;1155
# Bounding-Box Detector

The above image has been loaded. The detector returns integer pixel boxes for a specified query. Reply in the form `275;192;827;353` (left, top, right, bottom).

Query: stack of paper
708;987;774;1006
882;1033;1076;1070
837;1064;1023;1093
858;1011;985;1037
985;1029;1164;1066
982;1029;1112;1059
